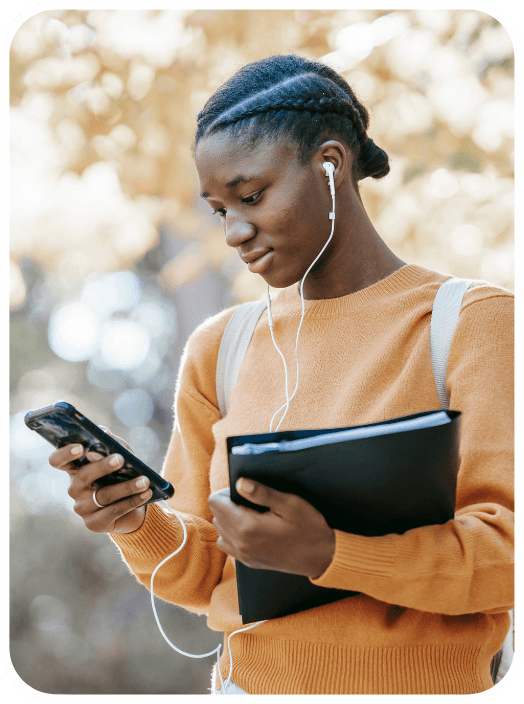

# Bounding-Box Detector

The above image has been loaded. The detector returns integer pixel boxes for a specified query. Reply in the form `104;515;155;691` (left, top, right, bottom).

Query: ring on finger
92;489;105;509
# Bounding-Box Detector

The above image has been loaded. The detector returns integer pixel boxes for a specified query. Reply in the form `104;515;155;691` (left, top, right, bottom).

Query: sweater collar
270;264;437;318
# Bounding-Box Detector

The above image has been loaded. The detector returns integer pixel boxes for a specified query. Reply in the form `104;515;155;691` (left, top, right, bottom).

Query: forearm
310;503;514;615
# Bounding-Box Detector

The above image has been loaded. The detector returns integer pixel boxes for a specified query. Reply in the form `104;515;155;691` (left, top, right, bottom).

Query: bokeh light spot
81;271;141;316
126;425;159;464
114;389;154;427
451;224;484;257
100;320;151;370
48;302;100;362
430;169;459;198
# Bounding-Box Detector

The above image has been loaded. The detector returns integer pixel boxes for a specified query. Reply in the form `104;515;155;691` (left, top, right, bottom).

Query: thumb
236;478;291;512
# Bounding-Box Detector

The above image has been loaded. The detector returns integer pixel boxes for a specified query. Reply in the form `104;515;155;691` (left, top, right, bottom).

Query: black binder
227;409;461;624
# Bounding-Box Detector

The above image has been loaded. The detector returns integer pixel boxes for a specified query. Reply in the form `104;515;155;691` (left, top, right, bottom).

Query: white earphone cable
266;298;291;432
269;188;336;432
152;501;266;695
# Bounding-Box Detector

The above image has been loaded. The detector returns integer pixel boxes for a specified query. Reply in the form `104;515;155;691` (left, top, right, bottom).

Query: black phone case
25;401;174;504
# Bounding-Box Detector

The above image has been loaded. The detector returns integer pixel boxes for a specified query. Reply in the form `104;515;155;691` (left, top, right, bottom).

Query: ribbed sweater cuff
310;529;397;590
109;502;184;563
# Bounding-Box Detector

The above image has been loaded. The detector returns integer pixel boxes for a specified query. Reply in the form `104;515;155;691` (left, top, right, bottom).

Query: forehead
195;132;299;184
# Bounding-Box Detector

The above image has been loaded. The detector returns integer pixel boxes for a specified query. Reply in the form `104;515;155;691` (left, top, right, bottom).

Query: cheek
270;189;314;238
271;209;303;258
280;196;325;255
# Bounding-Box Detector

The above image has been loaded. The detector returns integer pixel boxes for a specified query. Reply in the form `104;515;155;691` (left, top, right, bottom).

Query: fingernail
238;478;254;493
140;489;151;499
109;454;123;467
71;445;83;456
135;476;147;490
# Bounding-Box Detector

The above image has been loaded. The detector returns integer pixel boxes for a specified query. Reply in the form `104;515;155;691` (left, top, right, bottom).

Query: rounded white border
2;3;520;703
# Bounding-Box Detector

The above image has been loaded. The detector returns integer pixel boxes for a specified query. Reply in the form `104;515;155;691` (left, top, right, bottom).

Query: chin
260;270;302;289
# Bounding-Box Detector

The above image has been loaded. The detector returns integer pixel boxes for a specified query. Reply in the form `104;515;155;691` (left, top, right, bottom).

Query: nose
224;215;256;249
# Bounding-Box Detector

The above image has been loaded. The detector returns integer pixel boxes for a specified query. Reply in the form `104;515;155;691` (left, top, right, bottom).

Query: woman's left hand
208;479;336;579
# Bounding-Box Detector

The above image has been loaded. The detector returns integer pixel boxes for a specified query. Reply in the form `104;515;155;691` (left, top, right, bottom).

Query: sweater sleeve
109;307;237;615
310;291;514;616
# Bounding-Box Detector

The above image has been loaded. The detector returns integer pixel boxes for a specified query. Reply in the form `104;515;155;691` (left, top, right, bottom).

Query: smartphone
24;401;174;504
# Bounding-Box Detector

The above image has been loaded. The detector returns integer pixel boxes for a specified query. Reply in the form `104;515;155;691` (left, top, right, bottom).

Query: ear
314;141;348;190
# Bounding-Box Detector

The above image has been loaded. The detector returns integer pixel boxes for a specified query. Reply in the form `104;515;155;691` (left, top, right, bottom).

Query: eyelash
213;191;261;217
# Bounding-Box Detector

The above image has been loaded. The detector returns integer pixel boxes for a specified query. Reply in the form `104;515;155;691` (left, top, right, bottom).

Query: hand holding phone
25;402;174;535
49;439;154;534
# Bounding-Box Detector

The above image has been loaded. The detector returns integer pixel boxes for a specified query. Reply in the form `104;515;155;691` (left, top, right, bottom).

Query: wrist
308;528;336;580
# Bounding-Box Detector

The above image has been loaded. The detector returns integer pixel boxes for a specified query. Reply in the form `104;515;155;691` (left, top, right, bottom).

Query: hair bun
359;137;390;180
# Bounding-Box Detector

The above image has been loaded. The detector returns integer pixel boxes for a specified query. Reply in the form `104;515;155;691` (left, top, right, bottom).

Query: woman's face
195;132;337;289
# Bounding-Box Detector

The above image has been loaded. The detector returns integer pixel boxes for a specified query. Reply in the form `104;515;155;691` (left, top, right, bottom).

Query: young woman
48;55;514;695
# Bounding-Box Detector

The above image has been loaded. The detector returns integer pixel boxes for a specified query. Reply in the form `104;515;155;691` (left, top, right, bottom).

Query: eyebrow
200;175;254;199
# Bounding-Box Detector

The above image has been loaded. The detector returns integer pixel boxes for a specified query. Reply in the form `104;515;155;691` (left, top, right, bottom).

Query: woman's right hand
48;439;153;535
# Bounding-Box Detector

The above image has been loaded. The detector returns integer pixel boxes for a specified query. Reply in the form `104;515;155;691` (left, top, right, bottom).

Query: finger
90;485;152;513
212;517;237;555
211;487;230;500
93;475;150;510
208;487;231;507
208;488;243;520
74;453;127;490
84;492;151;533
54;449;103;478
49;444;86;470
215;535;232;555
86;451;104;462
235;479;296;515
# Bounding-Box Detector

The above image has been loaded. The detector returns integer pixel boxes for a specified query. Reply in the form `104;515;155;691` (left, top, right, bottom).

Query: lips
240;248;272;264
242;249;274;274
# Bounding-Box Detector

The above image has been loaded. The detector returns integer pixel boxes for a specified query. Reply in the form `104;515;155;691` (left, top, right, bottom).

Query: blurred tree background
10;9;513;695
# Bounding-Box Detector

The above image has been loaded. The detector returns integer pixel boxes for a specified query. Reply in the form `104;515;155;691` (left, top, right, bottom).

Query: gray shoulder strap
216;300;267;417
430;277;473;409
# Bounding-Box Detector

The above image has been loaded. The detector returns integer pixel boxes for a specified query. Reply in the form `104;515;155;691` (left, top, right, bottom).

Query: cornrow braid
195;54;389;181
208;92;368;147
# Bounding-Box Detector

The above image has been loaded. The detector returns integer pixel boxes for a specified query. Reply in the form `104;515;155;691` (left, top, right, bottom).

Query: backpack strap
216;300;267;417
431;277;514;680
430;277;473;409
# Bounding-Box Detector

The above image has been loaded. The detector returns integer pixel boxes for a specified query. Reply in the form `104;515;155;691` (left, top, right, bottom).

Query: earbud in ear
322;162;336;197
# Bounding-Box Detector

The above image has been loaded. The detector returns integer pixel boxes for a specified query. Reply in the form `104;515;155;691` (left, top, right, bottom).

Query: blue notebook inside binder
232;410;452;455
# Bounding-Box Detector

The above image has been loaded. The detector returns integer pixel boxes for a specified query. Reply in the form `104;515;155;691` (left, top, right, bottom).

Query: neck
301;189;406;301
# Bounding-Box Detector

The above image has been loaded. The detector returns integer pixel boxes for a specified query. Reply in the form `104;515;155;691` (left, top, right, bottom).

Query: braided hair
195;54;389;182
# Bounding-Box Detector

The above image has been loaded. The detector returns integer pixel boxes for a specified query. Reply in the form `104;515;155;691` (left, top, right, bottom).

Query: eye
242;191;261;205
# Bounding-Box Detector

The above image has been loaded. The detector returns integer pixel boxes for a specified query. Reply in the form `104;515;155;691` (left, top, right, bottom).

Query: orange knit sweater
110;264;514;695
